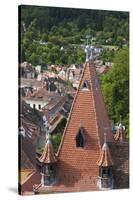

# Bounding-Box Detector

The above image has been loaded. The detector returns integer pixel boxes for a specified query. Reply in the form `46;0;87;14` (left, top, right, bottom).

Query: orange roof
38;135;57;164
54;62;114;190
114;125;126;142
96;143;114;167
58;62;114;155
22;62;129;193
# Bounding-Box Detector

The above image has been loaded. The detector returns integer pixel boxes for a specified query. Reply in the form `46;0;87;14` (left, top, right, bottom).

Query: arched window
76;128;85;148
82;80;90;90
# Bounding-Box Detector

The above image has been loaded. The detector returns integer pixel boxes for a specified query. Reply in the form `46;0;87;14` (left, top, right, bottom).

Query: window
33;104;36;109
76;128;85;148
38;104;41;110
43;164;56;185
100;167;112;178
82;80;90;90
99;166;113;189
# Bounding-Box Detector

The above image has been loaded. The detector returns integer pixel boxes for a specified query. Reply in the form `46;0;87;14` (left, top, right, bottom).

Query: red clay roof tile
96;143;114;167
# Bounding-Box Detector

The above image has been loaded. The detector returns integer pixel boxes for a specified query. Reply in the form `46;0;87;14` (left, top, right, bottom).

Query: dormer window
82;80;90;90
76;128;85;148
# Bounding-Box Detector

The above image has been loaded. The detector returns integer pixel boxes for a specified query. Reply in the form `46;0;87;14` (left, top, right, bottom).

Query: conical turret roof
97;142;114;167
39;134;57;164
114;123;126;142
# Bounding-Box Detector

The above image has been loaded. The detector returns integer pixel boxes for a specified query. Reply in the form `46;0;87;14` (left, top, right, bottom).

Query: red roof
114;124;127;142
38;136;57;164
21;62;129;193
96;143;114;167
54;62;114;191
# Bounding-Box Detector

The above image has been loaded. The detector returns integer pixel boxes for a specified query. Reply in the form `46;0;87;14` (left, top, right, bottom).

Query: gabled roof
96;142;114;167
38;135;57;164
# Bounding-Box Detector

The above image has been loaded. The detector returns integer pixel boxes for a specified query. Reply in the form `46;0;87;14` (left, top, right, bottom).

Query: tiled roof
25;88;59;101
20;117;40;143
58;62;114;155
21;62;129;193
19;134;37;169
114;126;126;142
38;136;57;164
41;96;66;112
96;143;114;167
54;62;114;190
20;100;43;133
20;78;42;88
19;169;36;185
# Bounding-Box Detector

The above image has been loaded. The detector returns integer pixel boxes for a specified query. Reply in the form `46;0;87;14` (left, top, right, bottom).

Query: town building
24;88;59;111
19;62;36;79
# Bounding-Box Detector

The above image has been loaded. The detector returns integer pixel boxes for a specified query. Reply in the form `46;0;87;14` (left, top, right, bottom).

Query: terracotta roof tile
96;143;114;167
114;126;127;142
54;62;114;190
38;136;57;164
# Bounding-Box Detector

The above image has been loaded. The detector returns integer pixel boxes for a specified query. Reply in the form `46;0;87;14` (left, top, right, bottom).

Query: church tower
34;39;128;194
54;43;115;192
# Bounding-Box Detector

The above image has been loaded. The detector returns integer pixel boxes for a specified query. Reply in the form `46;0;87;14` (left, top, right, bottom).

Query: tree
100;47;129;136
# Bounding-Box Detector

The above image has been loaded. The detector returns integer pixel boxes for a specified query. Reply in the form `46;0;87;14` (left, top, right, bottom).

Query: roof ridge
87;63;101;149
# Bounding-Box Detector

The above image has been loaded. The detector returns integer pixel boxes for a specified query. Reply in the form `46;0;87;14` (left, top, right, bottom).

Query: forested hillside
19;5;129;66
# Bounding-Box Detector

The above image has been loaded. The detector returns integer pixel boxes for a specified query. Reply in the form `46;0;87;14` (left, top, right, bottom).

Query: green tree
100;47;129;136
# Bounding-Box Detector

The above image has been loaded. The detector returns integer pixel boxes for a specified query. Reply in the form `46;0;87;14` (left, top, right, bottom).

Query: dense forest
19;5;129;137
19;5;129;66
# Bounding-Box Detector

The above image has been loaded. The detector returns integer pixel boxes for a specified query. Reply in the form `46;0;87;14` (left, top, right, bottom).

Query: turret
114;116;126;142
97;133;114;190
38;133;58;186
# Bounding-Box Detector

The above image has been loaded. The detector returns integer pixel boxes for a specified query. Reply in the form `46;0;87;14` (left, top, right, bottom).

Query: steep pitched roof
52;62;114;191
38;135;57;164
96;143;114;167
58;62;114;157
114;124;126;142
